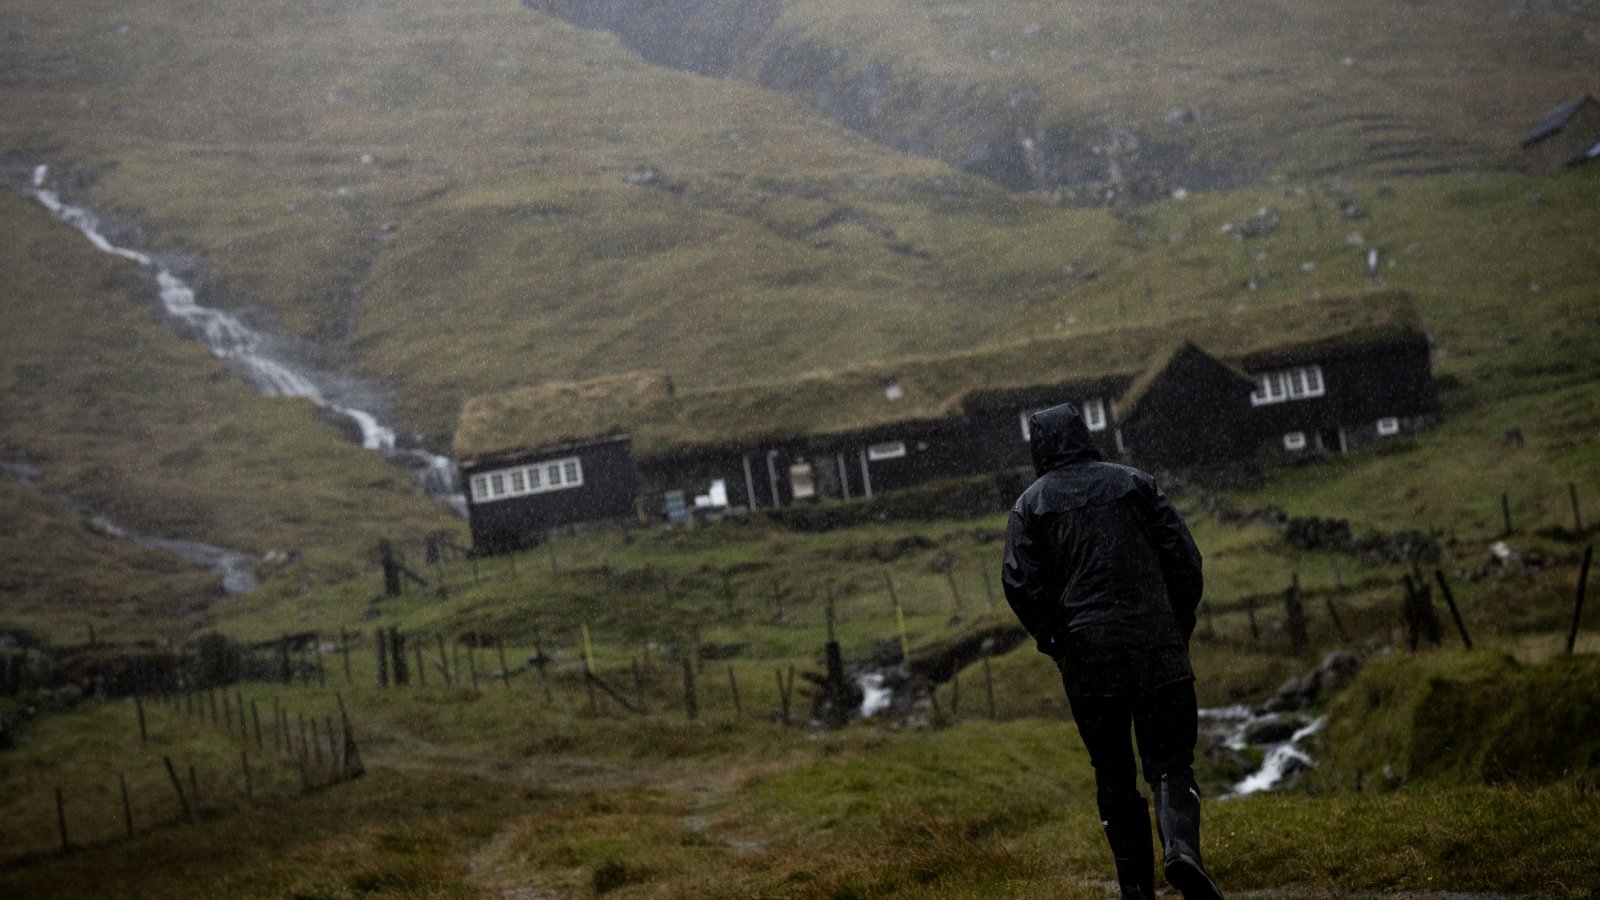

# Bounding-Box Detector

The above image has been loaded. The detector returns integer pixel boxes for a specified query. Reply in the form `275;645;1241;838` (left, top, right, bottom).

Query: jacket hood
1028;403;1105;475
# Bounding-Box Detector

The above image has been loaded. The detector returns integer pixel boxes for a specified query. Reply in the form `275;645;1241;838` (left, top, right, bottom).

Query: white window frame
867;441;907;461
468;455;585;504
1251;365;1325;406
1082;398;1109;432
1376;416;1400;437
1283;431;1307;451
1019;409;1041;441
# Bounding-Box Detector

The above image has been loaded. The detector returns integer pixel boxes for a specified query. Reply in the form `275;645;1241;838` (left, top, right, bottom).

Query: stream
854;669;1329;797
18;164;468;591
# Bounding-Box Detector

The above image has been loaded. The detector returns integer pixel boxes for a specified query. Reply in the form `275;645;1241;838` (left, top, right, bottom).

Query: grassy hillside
548;0;1600;189
0;190;460;642
2;0;1593;438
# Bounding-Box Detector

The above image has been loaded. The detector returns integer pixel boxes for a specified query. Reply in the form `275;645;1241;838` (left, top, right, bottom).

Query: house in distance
454;290;1438;554
1521;94;1600;174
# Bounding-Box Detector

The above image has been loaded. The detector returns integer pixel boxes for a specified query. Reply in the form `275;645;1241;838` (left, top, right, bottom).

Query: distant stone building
1521;95;1600;174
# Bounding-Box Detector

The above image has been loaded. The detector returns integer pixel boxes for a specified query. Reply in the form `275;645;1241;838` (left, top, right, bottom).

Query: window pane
868;441;907;461
470;476;488;501
1083;399;1107;431
563;460;581;484
527;466;542;489
1304;366;1324;395
510;470;526;493
490;474;505;496
547;464;562;486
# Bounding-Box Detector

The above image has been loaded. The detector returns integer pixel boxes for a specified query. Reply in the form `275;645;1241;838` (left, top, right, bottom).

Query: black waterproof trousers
1066;677;1198;814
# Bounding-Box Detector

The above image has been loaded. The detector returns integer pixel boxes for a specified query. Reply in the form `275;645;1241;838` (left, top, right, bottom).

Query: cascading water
1200;705;1327;798
2;461;259;594
26;165;465;516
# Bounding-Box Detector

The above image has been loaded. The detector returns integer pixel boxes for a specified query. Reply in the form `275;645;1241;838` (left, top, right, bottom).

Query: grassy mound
1319;650;1600;789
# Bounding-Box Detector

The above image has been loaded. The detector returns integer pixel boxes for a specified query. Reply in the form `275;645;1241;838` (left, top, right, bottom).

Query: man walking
1001;403;1222;900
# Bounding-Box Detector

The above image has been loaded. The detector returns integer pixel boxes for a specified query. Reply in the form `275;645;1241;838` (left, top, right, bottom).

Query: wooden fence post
775;668;790;725
389;628;407;687
726;666;742;718
376;629;389;689
340;627;352;684
162;756;192;821
1568;545;1594;656
251;699;263;751
119;773;134;837
681;657;698;721
1325;597;1353;645
532;630;551;704
1285;574;1308;655
236;691;248;743
324;715;339;781
134;694;147;745
466;635;480;696
1501;492;1514;537
1433;570;1473;649
336;692;365;779
310;718;324;771
436;634;453;686
945;568;966;615
55;787;69;854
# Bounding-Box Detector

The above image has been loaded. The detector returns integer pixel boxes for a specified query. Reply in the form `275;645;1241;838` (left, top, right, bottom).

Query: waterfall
27;165;465;515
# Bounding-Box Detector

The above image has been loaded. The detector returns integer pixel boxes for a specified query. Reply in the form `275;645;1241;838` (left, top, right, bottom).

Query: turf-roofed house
453;291;1438;553
453;374;667;553
1521;94;1600;175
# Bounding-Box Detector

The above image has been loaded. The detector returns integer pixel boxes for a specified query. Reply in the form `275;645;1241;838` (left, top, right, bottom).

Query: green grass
0;189;461;641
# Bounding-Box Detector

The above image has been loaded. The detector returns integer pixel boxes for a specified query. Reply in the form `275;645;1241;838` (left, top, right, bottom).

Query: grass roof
454;372;675;463
456;289;1425;461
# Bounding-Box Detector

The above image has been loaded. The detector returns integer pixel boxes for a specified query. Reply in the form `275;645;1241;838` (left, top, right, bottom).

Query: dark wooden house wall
1120;349;1256;469
1242;337;1436;455
464;438;636;554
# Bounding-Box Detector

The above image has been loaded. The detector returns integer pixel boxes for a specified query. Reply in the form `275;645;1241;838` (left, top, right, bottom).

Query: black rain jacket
1001;403;1204;696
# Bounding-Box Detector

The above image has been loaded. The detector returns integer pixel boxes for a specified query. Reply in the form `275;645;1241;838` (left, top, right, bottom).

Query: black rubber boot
1100;796;1156;900
1154;773;1224;900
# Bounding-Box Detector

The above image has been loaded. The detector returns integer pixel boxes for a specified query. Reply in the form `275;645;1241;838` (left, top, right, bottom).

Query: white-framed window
1082;398;1108;432
867;441;907;461
1020;401;1107;439
1283;431;1307;451
468;456;585;504
1251;365;1326;406
1376;416;1401;437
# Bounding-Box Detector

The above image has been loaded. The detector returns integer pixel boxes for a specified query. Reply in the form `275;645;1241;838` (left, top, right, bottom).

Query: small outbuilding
1521;94;1600;174
453;373;669;552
